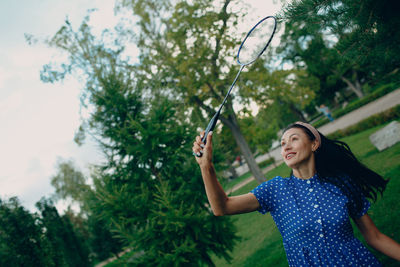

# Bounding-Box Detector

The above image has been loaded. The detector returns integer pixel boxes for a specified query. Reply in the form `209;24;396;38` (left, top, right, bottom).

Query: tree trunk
340;75;364;98
220;105;265;184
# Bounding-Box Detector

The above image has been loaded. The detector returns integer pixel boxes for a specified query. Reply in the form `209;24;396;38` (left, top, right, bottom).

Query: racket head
237;16;277;66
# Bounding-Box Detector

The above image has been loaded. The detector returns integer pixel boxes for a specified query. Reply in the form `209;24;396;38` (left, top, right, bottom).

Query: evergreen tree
114;0;269;183
36;198;90;267
50;158;124;262
0;197;53;266
90;74;237;265
279;0;400;101
37;14;238;264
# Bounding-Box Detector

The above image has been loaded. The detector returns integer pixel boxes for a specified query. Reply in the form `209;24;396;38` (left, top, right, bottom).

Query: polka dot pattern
251;174;381;266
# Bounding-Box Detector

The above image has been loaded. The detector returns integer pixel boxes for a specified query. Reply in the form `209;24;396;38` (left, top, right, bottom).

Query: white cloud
0;0;114;213
0;0;283;213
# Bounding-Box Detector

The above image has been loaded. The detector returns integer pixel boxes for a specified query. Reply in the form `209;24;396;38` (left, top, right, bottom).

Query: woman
192;121;400;266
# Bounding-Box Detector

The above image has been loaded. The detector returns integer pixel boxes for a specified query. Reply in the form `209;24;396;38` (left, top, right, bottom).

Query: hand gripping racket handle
194;110;220;157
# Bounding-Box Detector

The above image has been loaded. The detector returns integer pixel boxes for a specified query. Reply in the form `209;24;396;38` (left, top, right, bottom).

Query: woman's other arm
355;213;400;261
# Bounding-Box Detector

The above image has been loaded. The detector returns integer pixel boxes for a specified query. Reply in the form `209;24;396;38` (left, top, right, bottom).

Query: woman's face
280;127;316;169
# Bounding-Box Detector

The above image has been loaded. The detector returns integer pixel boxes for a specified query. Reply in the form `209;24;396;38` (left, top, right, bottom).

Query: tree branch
205;81;223;102
210;0;231;81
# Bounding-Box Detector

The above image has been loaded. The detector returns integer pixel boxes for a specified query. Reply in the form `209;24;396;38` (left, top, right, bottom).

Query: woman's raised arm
193;131;260;216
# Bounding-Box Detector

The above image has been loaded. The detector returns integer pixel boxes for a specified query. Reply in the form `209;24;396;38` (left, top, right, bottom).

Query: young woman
192;121;400;266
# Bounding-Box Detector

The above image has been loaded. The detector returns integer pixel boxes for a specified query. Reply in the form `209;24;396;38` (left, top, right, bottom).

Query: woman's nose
284;142;291;150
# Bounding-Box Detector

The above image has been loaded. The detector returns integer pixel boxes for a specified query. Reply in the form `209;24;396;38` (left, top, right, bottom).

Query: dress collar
291;172;318;182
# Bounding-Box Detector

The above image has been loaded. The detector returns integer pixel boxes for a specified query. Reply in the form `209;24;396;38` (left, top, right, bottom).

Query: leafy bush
258;158;275;169
327;105;400;140
313;83;399;128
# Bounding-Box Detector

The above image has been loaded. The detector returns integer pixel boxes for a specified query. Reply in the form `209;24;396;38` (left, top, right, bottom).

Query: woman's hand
192;131;213;167
192;130;260;216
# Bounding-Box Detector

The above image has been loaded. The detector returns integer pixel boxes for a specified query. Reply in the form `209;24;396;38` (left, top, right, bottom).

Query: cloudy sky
0;0;282;212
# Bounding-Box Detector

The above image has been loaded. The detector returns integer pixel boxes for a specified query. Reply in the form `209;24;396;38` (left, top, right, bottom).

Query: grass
212;122;400;266
104;122;400;267
223;160;277;192
222;171;253;192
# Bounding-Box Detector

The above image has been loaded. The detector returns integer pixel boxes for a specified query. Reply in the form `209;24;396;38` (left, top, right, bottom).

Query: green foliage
40;15;239;262
86;214;124;261
326;105;400;140
49;158;124;262
279;0;400;106
122;181;236;266
36;198;91;267
313;83;399;128
331;83;399;119
0;197;54;267
0;197;93;267
214;124;400;266
244;69;318;111
90;78;238;265
258;158;275;169
51;158;88;201
239;68;319;153
115;0;275;183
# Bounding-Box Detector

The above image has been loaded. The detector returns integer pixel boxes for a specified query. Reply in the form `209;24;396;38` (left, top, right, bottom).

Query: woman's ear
312;140;319;152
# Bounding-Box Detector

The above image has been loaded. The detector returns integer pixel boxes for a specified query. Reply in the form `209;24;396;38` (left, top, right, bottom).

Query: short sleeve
250;176;281;214
338;174;371;219
348;196;370;219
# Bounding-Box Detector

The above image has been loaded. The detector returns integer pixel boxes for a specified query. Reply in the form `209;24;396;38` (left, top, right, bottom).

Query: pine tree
36;198;90;267
0;197;54;266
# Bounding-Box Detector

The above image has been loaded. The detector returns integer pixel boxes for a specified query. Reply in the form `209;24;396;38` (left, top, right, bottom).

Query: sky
0;0;282;212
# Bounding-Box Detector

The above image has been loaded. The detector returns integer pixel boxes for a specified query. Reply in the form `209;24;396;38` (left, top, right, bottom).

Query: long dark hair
284;123;388;216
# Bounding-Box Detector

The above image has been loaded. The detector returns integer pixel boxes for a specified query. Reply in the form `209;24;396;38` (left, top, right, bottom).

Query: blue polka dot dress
251;173;381;266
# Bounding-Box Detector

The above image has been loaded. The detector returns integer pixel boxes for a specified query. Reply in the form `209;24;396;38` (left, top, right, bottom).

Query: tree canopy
279;0;400;103
27;0;400;265
39;12;238;263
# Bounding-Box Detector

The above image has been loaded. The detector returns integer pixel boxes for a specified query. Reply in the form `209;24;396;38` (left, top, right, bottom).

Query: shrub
258;158;275;169
327;104;400;140
313;83;399;128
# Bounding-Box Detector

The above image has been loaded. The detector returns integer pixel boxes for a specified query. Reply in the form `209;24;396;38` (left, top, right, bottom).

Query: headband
295;121;321;149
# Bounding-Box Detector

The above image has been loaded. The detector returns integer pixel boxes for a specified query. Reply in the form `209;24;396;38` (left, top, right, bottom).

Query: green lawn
223;171;253;192
105;123;400;266
212;123;400;266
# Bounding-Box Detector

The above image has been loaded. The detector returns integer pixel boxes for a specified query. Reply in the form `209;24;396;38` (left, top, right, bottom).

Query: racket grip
195;111;219;157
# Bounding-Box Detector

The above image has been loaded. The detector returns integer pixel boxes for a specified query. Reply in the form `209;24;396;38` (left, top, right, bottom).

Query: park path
95;89;400;266
317;88;400;135
230;88;400;193
226;160;284;194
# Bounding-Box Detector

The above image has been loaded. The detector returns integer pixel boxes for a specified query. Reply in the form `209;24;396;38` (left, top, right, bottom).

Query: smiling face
280;127;317;170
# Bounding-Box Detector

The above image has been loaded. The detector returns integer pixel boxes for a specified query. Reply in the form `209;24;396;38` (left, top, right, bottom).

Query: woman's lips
286;152;296;160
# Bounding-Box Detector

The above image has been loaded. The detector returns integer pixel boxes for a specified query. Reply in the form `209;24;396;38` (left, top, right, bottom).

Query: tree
0;197;53;267
38;15;238;264
51;158;88;202
279;0;400;102
50;159;124;261
115;0;270;183
88;76;237;265
0;197;91;267
279;24;364;100
36;198;90;267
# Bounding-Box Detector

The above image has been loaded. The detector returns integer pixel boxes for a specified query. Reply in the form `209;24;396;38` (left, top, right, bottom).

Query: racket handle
195;111;220;157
